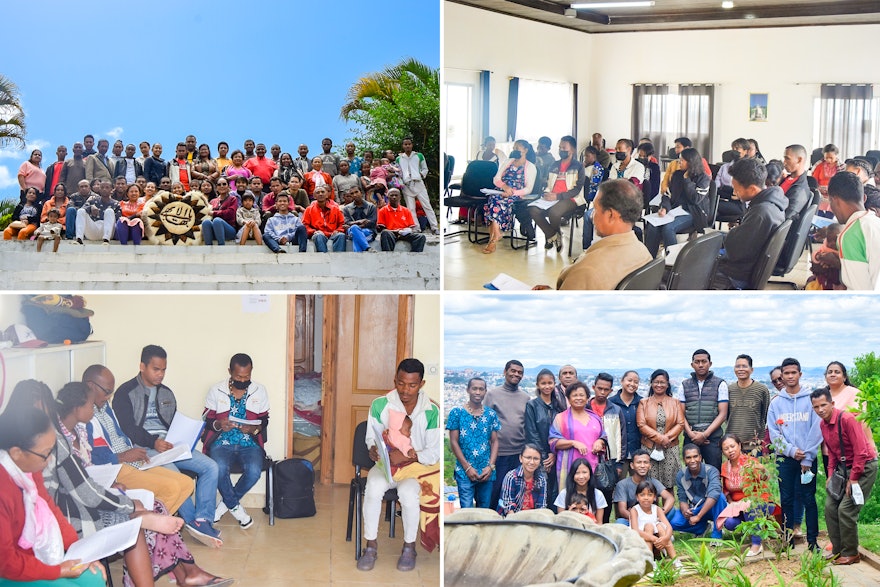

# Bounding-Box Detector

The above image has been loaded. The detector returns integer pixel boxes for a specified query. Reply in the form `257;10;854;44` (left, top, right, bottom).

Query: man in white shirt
396;137;437;234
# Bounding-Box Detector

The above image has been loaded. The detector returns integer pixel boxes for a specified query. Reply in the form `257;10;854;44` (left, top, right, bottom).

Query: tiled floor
110;484;439;586
442;215;811;291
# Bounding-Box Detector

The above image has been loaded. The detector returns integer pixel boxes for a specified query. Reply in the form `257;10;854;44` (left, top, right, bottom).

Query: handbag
826;418;849;501
593;438;618;492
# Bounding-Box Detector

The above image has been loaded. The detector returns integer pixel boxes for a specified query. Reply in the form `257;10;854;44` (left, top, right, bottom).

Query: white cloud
0;165;15;190
0;138;49;160
106;127;124;140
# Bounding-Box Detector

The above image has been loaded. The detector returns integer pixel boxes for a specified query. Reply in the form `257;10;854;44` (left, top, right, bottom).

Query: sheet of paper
109;488;155;510
486;273;531;291
643;207;689;227
812;215;835;228
229;415;262;426
85;464;122;489
649;193;663;207
527;198;558;210
242;294;270;314
164;412;205;451
63;518;142;564
479;188;505;195
138;444;191;470
370;421;393;484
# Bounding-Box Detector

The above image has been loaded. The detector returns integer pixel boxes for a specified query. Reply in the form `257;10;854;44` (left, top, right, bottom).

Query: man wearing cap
376;188;425;252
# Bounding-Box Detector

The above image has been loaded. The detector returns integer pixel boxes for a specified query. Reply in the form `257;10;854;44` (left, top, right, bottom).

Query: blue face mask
801;470;815;484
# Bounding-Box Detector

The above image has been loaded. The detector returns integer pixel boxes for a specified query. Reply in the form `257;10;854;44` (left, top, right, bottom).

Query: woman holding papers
481;139;537;254
527;136;586;253
8;380;233;587
0;405;106;586
202;353;270;530
644;147;712;257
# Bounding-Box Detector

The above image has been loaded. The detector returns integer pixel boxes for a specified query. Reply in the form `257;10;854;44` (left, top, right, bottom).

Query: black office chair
567;202;588;258
346;421;399;560
508;196;540;250
747;219;793;289
615;256;665;290
442;160;497;243
666;231;724;290
771;203;818;288
442;154;455;198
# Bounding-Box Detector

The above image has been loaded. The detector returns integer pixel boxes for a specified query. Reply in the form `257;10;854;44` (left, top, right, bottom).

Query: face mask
615;152;627;161
636;157;649;166
231;380;251;390
558;150;570;160
800;470;815;484
509;150;522;160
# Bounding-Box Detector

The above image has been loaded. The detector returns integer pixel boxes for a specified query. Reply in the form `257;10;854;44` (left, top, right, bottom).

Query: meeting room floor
443;216;812;291
108;483;440;586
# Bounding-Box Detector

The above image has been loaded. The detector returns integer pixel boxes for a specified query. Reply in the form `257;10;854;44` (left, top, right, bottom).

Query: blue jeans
348;226;374;252
645;212;693;257
65;206;78;239
454;468;493;508
201;218;236;245
312;231;345;252
154;448;219;523
264;226;307;252
210;444;264;509
668;493;728;539
778;456;818;544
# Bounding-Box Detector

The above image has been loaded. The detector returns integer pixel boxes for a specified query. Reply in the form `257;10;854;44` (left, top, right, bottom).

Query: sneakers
214;502;228;524
229;504;253;529
185;519;222;548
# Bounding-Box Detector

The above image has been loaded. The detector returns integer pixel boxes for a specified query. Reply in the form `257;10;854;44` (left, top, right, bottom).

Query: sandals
482;237;498;254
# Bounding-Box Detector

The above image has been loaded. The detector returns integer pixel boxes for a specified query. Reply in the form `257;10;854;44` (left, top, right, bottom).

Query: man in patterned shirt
447;377;500;508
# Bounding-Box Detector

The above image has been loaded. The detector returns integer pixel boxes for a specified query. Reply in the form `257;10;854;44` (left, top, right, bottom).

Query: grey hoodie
718;185;787;282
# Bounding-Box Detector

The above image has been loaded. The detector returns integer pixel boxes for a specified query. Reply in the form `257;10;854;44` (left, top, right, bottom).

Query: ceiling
447;0;880;33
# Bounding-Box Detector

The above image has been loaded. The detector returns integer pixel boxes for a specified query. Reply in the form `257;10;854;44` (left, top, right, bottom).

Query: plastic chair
346;421;399;560
443;160;497;242
771;203;818;287
666;232;724;290
615;256;665;290
747;219;793;289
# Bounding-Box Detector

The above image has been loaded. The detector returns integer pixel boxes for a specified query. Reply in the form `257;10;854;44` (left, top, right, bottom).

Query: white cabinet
0;341;106;409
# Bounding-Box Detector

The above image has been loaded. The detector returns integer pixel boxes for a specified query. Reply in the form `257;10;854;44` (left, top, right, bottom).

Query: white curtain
817;84;875;159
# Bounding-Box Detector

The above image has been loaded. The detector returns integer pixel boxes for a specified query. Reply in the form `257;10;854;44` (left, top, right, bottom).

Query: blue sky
444;292;880;369
0;0;439;200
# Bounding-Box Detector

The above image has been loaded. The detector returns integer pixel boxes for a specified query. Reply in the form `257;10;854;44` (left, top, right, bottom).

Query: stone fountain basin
444;508;653;587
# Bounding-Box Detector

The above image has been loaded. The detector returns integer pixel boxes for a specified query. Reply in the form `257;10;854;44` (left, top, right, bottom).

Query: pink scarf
0;449;64;564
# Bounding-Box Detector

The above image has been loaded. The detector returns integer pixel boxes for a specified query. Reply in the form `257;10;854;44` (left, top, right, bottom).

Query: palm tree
340;57;438;121
0;75;26;149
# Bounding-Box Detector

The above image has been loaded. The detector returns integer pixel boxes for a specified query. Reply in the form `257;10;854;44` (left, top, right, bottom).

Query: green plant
853;352;880;456
768;561;787;587
679;540;723;578
648;556;680;586
0;199;16;231
715;566;763;587
797;548;842;587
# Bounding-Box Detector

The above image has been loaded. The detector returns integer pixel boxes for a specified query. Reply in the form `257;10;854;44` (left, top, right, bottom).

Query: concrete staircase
0;237;440;290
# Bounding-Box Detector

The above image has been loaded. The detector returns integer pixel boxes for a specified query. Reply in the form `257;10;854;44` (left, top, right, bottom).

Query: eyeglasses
772;377;784;384
88;380;113;396
24;447;52;461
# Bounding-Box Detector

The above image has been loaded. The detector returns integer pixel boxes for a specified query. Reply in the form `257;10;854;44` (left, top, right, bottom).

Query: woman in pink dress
548;381;606;490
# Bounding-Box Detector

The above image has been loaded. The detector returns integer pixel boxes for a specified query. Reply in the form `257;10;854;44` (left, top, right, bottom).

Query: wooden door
322;295;413;485
286;295;316;458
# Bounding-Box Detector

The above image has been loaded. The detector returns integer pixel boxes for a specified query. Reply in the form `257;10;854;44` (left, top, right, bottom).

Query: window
633;84;715;160
443;82;474;177
510;78;575;147
813;84;878;158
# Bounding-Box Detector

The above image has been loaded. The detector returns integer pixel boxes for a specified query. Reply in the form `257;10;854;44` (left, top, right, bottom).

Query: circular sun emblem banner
144;191;212;245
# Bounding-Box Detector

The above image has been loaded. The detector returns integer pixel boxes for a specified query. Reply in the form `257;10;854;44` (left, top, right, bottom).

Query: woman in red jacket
0;407;105;586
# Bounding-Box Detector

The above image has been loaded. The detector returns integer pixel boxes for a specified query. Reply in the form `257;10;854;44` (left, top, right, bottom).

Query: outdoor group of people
6;134;437;253
0;344;272;586
447;352;877;566
467;133;880;290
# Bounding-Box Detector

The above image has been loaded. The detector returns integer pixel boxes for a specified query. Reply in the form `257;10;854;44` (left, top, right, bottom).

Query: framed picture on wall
749;93;768;122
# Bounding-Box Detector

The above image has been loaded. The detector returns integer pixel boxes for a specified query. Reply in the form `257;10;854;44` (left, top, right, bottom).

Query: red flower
776;418;785;425
761;492;771;501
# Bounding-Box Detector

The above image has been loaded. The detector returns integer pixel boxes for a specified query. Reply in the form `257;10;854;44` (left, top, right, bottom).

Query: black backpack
273;458;316;519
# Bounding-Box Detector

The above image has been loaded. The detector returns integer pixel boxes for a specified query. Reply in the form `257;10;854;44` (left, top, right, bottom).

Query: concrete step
0;239;440;290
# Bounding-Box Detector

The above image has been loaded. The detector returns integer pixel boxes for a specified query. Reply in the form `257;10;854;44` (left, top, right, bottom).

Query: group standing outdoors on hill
447;352;878;566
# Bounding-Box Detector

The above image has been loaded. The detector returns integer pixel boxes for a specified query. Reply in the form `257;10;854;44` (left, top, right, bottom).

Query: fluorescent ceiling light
721;1;734;7
571;1;655;8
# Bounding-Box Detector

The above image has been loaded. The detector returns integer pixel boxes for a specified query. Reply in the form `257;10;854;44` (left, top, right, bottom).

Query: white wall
444;1;880;161
444;2;593;151
590;24;880;161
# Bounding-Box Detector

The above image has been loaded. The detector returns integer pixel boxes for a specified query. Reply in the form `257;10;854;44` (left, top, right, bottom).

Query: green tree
0;75;26;148
341;58;440;207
